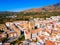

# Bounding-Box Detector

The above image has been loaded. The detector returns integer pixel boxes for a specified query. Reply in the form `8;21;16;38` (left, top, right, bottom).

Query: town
0;16;60;45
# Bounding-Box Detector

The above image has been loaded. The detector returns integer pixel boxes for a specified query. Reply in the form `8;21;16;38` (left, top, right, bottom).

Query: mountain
24;3;60;13
0;3;60;15
0;3;60;24
53;3;60;7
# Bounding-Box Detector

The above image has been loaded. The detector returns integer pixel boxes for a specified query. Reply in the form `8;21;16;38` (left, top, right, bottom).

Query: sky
0;0;60;12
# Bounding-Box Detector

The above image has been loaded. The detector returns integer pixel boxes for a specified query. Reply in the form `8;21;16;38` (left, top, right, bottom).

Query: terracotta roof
45;40;56;45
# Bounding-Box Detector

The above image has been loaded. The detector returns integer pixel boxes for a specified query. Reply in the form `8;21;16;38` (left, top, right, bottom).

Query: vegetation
2;37;9;43
10;35;25;45
0;3;60;23
0;12;60;24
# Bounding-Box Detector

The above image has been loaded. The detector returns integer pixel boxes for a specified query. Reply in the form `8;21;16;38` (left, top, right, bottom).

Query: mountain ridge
24;3;60;13
0;3;60;15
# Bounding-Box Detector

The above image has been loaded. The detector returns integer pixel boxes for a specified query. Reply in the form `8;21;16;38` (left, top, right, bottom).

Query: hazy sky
0;0;60;12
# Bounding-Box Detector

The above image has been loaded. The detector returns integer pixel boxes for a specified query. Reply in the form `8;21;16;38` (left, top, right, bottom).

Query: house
30;42;37;45
37;36;45;45
0;43;2;45
45;40;56;45
24;30;31;40
4;43;10;45
10;24;21;37
7;31;17;38
31;30;38;41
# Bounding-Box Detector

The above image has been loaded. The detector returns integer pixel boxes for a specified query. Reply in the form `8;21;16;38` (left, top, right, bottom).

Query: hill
24;3;60;12
0;3;60;24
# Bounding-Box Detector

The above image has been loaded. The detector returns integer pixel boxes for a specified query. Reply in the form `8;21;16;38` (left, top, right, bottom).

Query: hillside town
0;16;60;45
